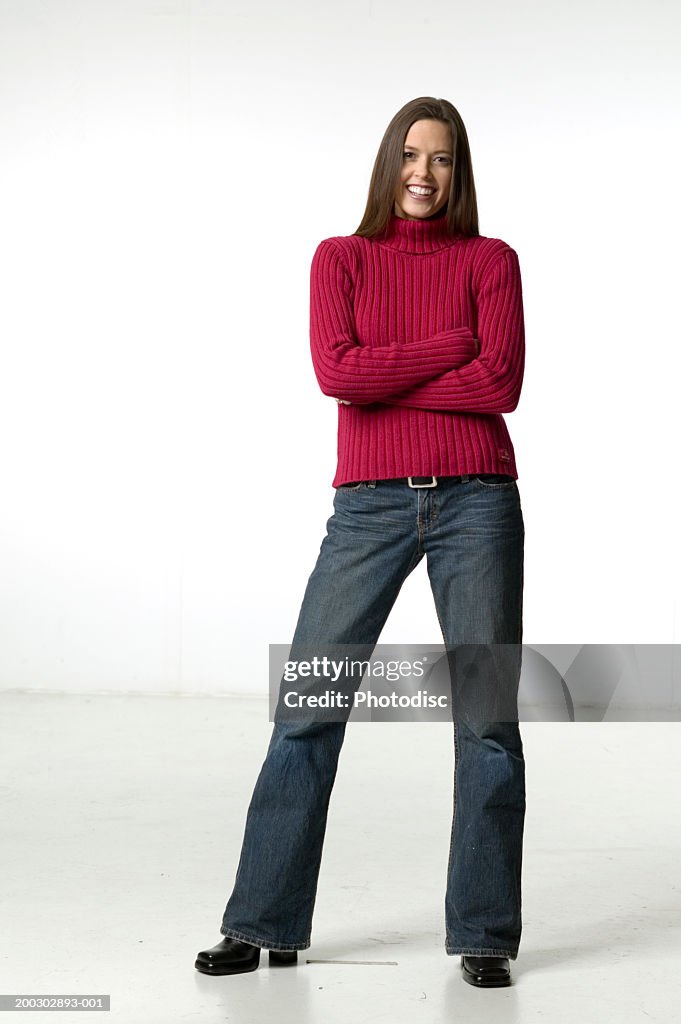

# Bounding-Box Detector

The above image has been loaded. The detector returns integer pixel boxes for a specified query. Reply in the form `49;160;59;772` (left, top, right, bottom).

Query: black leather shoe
461;954;511;987
195;937;298;976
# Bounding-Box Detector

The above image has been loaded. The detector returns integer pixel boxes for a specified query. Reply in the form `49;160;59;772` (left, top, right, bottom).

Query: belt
341;475;471;489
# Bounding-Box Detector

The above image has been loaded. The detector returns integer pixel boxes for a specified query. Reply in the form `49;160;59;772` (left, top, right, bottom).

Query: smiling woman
394;119;453;219
353;95;480;239
196;95;526;992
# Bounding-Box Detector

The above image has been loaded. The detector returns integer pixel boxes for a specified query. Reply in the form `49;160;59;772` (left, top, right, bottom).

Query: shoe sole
194;957;260;976
461;971;511;987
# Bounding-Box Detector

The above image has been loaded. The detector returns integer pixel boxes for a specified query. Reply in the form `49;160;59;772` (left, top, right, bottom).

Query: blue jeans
220;474;525;958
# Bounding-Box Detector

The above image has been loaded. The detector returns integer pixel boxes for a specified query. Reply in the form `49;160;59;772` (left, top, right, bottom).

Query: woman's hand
335;398;352;405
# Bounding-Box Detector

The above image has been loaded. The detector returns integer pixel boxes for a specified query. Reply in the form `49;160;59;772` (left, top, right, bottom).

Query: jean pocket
336;481;364;491
472;473;517;489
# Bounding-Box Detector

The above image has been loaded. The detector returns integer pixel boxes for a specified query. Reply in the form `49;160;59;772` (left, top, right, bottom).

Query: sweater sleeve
378;248;525;413
310;238;478;404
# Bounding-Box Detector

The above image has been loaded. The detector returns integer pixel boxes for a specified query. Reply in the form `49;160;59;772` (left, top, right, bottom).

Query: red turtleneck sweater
309;211;525;488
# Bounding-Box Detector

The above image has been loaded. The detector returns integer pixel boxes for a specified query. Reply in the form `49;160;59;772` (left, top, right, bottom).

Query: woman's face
393;119;453;220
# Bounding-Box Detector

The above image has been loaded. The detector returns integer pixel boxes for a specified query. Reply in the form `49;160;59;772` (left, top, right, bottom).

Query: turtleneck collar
375;211;462;254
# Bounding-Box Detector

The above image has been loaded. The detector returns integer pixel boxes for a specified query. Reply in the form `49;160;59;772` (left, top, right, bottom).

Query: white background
1;0;680;694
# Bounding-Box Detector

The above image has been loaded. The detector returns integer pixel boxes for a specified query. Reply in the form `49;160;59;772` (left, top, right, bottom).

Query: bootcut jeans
220;473;525;958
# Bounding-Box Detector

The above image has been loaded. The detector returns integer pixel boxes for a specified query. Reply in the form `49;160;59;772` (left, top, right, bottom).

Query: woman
195;96;526;989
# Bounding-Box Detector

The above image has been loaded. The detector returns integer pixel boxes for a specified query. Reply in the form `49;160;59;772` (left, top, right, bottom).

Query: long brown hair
354;96;479;239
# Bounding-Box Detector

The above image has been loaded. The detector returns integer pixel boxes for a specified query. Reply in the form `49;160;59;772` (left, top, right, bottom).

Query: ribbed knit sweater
309;211;525;488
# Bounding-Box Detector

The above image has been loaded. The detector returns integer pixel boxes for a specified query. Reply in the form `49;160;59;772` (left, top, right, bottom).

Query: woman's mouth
406;185;436;201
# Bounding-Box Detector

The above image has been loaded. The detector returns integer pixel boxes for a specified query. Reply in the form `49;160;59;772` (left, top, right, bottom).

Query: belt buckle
408;476;437;488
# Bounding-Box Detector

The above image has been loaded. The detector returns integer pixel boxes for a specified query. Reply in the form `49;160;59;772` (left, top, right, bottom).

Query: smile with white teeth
407;185;436;196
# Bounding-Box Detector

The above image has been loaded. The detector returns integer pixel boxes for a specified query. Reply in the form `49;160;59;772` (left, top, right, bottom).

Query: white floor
1;691;680;1024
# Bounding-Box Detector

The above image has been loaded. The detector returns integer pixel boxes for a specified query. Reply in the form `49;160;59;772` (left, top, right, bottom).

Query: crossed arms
309;238;525;414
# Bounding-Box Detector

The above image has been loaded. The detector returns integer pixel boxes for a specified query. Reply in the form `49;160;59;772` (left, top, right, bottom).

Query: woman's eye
403;152;450;163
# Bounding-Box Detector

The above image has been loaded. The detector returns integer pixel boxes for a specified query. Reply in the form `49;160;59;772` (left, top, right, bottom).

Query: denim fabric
220;474;525;957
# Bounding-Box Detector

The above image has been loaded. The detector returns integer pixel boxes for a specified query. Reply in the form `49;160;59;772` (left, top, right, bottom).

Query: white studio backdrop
0;0;679;694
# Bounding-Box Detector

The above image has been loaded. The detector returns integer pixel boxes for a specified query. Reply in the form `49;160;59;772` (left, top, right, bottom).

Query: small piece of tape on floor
305;959;398;966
